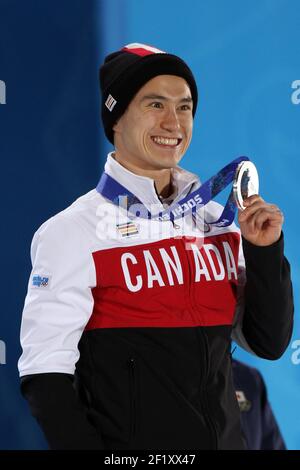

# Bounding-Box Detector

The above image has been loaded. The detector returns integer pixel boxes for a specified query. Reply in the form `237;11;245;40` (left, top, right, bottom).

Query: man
232;359;286;450
18;43;293;450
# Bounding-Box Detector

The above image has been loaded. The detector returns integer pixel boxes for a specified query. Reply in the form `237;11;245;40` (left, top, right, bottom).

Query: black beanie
100;43;198;144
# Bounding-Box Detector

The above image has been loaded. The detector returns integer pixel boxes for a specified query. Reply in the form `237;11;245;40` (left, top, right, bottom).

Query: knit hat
100;43;198;144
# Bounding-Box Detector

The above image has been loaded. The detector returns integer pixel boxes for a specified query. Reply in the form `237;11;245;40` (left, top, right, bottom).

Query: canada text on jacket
121;239;238;292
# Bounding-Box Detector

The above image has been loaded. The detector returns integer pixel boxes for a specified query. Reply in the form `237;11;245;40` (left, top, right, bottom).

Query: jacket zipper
128;357;137;441
182;238;219;449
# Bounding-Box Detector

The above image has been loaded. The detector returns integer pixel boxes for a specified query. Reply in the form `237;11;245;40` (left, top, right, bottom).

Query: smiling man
18;43;294;450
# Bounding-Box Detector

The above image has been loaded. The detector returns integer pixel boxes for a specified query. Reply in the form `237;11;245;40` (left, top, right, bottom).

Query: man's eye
180;104;192;111
150;102;163;108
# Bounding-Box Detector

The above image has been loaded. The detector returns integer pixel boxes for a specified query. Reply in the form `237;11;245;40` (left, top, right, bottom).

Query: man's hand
238;195;284;246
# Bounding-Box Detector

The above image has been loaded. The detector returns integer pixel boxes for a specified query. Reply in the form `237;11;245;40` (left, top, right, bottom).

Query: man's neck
113;153;173;198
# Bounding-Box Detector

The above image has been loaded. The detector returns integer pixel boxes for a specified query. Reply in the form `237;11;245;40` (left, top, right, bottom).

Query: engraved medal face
233;161;259;210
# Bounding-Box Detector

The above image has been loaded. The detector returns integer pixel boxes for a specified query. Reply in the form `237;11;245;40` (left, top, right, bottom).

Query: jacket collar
104;152;199;209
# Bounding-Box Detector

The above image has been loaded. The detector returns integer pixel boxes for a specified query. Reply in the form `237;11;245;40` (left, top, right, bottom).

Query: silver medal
233;161;259;210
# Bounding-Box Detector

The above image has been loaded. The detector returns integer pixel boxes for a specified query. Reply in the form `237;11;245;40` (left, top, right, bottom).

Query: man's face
113;75;194;171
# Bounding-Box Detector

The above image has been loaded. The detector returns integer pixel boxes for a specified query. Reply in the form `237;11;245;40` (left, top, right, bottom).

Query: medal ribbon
96;156;249;227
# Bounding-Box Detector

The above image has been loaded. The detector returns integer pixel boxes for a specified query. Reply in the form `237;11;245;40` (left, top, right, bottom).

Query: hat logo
122;43;166;56
105;94;117;112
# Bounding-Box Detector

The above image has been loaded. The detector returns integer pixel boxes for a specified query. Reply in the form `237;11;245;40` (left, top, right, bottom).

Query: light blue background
0;0;299;449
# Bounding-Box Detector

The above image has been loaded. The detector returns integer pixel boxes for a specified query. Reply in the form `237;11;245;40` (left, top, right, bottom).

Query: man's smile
151;136;182;147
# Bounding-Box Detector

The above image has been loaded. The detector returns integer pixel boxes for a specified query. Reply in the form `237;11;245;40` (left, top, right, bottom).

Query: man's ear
113;119;122;133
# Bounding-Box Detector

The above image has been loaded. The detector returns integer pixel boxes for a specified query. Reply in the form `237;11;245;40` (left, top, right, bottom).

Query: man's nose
161;108;180;132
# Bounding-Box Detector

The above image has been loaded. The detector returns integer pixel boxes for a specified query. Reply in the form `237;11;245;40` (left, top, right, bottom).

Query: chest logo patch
236;390;252;412
116;221;139;238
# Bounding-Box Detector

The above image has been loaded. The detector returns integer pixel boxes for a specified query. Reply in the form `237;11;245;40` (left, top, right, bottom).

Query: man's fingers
242;207;283;232
239;201;279;222
253;209;283;231
242;194;263;207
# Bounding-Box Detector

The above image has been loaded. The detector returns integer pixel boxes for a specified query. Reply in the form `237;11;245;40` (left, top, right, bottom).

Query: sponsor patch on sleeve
31;274;51;289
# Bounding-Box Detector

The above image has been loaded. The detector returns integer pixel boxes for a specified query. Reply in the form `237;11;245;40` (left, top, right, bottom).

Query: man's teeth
152;136;179;146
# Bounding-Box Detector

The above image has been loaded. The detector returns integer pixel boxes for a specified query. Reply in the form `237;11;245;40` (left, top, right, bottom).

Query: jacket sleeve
21;373;104;449
233;232;294;359
18;214;104;449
